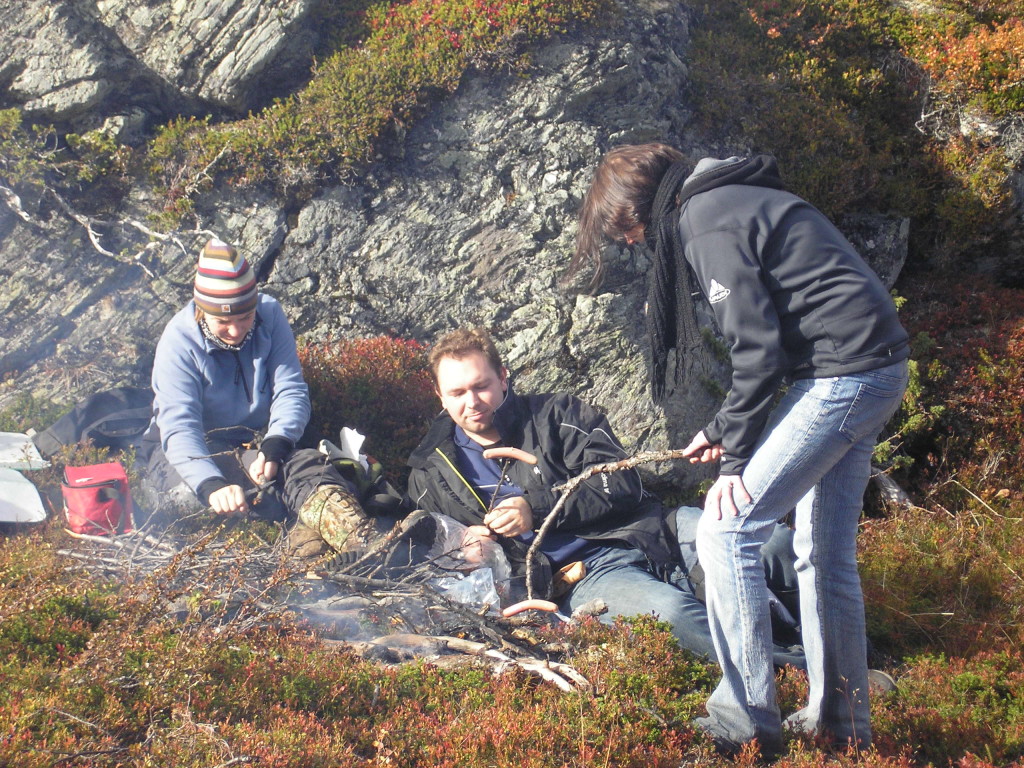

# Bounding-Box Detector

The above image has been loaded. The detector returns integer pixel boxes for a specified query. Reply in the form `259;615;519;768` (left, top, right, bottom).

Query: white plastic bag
431;567;503;613
426;512;513;607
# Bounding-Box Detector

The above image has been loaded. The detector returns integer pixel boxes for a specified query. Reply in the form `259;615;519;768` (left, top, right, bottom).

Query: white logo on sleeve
708;279;731;304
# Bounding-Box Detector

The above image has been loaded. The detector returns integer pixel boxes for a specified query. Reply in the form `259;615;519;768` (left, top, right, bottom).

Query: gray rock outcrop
0;0;332;136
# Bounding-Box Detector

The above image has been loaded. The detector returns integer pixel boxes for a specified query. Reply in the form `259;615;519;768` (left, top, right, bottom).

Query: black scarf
645;155;785;402
644;161;695;403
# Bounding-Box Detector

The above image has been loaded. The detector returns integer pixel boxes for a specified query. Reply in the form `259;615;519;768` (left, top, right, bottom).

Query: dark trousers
142;438;352;522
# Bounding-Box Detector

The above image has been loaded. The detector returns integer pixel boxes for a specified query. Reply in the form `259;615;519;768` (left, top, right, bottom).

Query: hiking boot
286;520;331;560
297;484;374;561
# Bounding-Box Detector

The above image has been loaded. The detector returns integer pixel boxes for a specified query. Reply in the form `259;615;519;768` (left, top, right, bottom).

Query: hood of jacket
679;154;786;205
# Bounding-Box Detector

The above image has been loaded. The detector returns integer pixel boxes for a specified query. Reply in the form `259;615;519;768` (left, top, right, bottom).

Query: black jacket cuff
197;477;229;506
259;436;293;464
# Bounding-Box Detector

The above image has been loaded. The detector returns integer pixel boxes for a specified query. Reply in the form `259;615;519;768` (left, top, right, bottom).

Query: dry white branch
185;144;230;197
0;183;33;222
324;634;589;691
439;635;589;691
47;187;116;257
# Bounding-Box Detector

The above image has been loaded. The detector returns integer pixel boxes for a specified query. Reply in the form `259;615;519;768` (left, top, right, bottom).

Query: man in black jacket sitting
406;327;804;666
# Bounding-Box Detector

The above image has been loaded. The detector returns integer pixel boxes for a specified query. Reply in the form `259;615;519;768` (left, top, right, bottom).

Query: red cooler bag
62;462;135;535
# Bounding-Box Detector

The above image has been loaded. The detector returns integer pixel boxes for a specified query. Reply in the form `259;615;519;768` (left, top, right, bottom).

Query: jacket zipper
233;351;253;404
433;447;488;513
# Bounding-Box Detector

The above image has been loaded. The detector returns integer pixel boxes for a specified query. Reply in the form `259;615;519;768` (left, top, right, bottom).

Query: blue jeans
695;361;908;752
560;542;718;660
559;507;807;669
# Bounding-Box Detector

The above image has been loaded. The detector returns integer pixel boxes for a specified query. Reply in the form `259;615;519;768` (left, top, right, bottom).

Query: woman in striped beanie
141;238;376;562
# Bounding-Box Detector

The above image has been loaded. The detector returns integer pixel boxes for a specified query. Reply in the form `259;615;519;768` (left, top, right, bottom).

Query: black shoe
382;509;438;571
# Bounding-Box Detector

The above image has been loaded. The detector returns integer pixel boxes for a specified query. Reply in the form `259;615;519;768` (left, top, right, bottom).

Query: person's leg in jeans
674;505;806;669
784;443;873;746
695;362;907;754
559;546;719;660
785;363;908;746
762;521;803;648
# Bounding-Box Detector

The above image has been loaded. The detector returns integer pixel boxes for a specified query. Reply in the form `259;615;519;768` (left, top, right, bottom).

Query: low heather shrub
873;650;1024;764
298;335;437;484
148;0;610;221
897;274;1024;500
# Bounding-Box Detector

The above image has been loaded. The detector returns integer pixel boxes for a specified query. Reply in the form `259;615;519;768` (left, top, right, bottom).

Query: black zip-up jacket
406;385;678;597
678;156;910;474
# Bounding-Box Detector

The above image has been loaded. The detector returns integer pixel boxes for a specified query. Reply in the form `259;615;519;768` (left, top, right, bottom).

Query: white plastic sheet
0;432;50;470
0;468;47;523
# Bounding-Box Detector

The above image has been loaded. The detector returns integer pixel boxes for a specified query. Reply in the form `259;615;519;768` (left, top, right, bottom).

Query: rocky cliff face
0;0;333;137
0;0;908;488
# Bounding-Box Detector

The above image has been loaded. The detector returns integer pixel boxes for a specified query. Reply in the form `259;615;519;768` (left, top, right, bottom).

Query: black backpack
32;386;154;458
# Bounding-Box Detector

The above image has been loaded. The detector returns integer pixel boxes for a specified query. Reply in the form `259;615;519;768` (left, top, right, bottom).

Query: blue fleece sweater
150;294;310;492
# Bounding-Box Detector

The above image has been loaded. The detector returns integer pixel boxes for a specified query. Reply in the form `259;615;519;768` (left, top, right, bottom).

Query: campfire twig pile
54;447;736;690
57;509;592;690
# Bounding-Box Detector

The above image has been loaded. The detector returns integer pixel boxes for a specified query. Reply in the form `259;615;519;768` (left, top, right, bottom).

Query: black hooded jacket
406;385;678;596
676;156;909;474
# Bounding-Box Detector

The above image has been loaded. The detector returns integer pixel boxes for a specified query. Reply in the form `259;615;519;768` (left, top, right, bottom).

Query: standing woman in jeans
568;144;909;758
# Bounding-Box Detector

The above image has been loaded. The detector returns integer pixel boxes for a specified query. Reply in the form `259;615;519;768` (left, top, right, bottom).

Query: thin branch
946;478;1020;520
0;183;33;222
525;449;690;599
46;187;117;257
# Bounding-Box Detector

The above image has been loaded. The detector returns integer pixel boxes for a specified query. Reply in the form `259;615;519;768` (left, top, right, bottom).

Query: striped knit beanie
193;238;258;317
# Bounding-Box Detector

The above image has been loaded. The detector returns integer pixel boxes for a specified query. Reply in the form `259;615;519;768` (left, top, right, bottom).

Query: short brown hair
428;328;504;383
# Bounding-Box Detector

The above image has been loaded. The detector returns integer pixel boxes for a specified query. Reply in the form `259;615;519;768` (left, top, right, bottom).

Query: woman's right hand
682;430;724;464
208;484;248;516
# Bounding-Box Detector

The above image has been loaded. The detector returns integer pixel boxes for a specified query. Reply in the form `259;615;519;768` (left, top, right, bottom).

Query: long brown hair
567;143;688;291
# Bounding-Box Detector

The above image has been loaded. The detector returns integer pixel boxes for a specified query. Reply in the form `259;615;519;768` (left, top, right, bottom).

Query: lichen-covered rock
95;0;325;111
0;0;329;134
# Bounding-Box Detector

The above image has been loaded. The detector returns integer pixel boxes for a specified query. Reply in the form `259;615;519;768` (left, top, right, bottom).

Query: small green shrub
873;650;1024;764
872;349;947;474
298;335;437;484
688;0;926;221
687;0;1020;273
0;109;136;219
0;392;67;434
929;139;1015;266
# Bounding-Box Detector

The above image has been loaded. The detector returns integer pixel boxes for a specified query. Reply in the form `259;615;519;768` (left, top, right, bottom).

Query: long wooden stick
525;449;690;599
